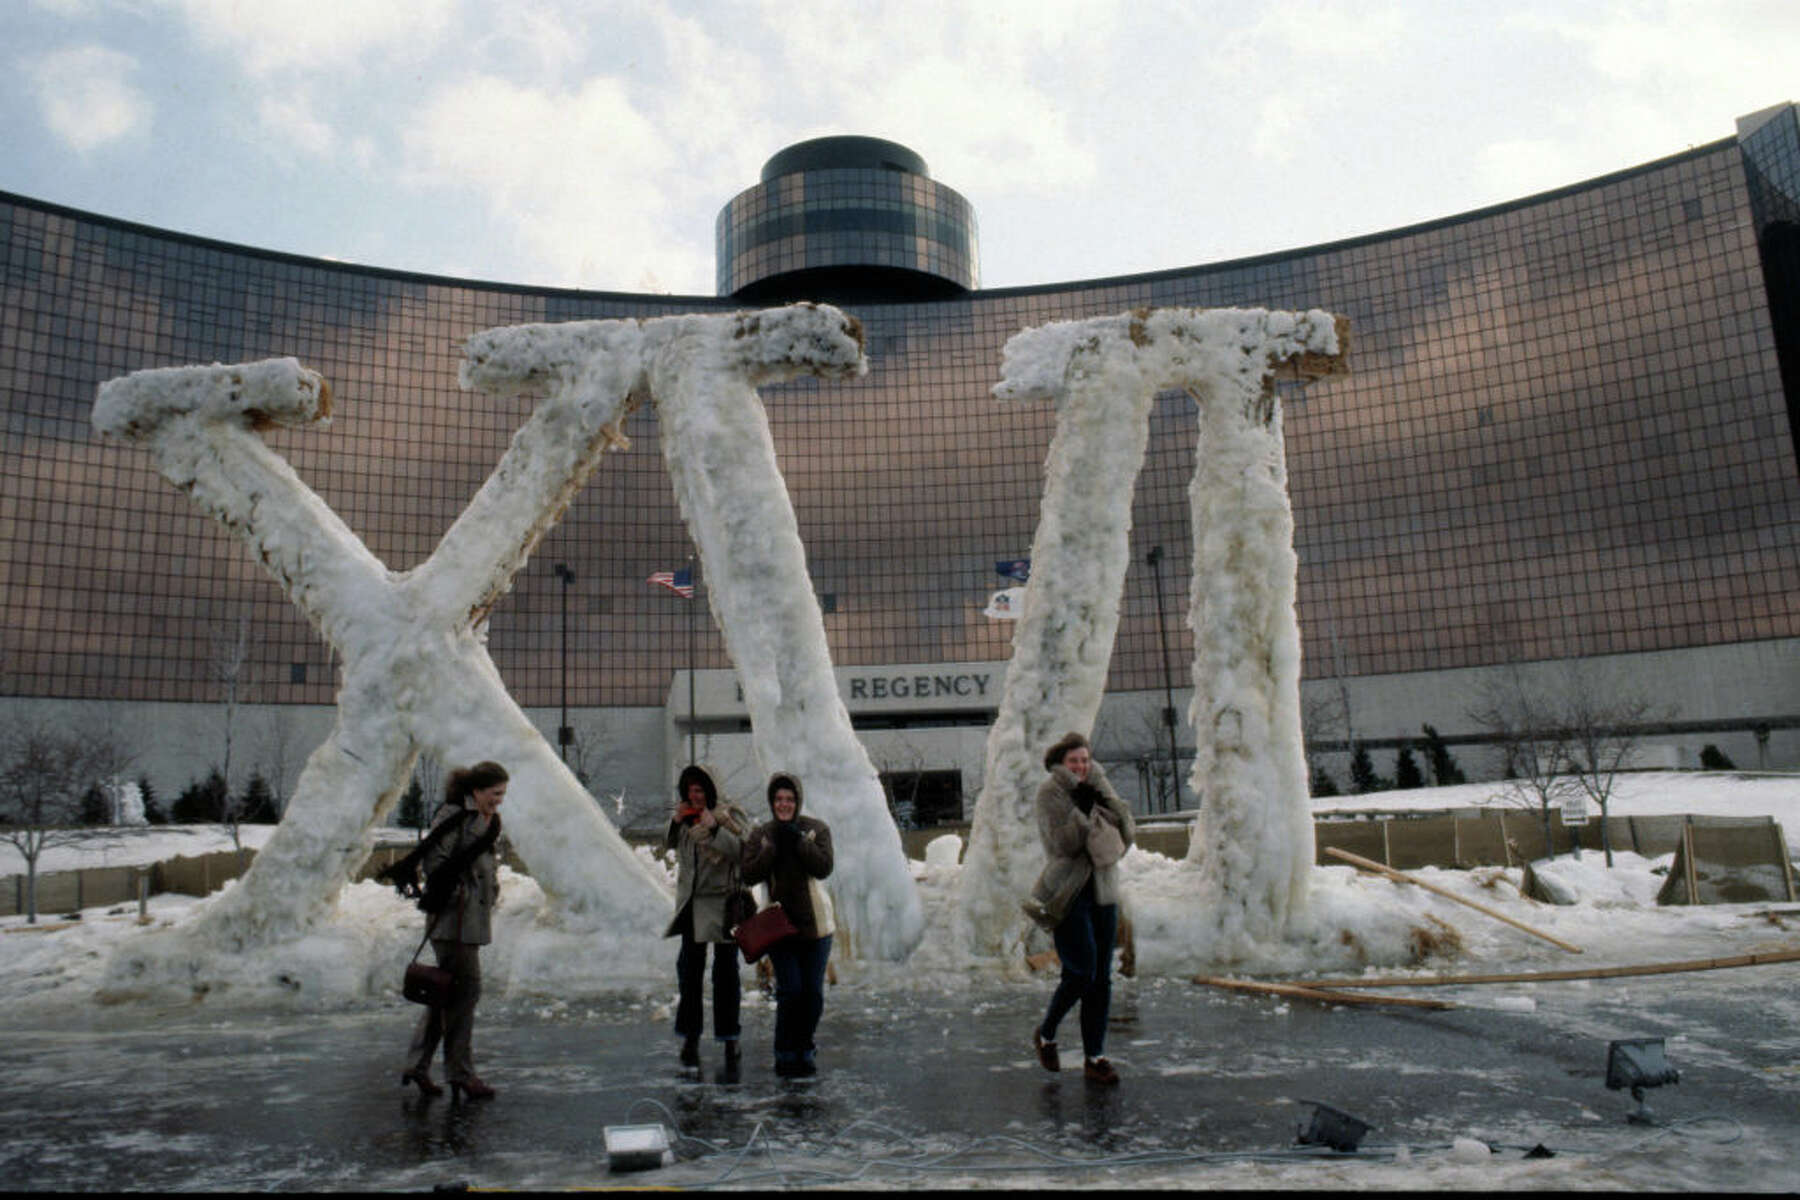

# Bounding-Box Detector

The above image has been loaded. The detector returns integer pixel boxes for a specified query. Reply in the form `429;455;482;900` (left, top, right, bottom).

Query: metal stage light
1295;1100;1372;1152
1605;1037;1680;1124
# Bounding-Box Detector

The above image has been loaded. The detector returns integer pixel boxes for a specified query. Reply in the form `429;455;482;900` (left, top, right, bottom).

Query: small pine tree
1394;744;1424;789
138;775;167;825
172;769;228;823
79;783;111;825
1310;768;1341;797
238;773;279;823
1699;744;1736;770
396;778;426;830
1349;745;1388;793
1421;724;1467;786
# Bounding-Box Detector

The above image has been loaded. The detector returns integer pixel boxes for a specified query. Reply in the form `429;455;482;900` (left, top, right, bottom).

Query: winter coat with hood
1031;758;1135;925
421;799;501;945
741;772;835;940
662;763;751;943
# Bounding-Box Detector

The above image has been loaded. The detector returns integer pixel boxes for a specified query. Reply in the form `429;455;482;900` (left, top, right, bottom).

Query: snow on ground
1309;769;1800;822
0;822;283;875
3;771;1796;1014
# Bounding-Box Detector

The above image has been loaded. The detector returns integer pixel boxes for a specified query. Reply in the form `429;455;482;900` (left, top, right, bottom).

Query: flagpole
686;553;696;766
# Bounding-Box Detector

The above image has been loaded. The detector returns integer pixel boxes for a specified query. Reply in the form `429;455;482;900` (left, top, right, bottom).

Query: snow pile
924;834;962;868
647;305;924;961
958;307;1341;964
91;841;684;1009
6;772;1799;1013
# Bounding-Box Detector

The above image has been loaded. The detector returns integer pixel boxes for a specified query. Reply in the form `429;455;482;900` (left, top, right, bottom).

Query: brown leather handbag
732;901;798;962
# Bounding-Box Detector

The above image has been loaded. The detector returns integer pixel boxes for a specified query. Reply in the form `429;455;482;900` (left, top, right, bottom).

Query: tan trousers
406;940;483;1083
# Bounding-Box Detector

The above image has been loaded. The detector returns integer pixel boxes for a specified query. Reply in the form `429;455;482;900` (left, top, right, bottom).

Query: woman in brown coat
1028;732;1134;1085
741;772;834;1078
401;761;507;1101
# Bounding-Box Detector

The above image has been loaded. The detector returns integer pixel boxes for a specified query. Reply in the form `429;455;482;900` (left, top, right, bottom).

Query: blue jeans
768;934;832;1066
675;928;741;1041
1039;885;1117;1060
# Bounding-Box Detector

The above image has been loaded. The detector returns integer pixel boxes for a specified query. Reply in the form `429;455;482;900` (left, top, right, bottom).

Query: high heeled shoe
450;1077;497;1101
400;1069;443;1097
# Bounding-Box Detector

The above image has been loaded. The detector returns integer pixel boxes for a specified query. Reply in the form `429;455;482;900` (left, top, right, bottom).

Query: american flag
647;566;694;598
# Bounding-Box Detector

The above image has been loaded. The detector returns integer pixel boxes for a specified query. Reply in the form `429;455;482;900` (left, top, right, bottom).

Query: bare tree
254;706;303;817
413;750;446;817
210;614;252;795
0;719;136;923
562;714;613;795
1560;662;1666;867
873;735;935;829
1467;660;1579;860
1090;709;1185;813
1302;686;1349;793
1470;659;1667;866
563;715;665;832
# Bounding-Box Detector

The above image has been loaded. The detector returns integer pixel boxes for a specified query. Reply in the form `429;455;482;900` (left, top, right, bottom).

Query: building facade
3;110;1798;825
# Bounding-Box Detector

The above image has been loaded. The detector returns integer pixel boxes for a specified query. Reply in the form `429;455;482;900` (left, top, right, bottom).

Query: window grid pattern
2;133;1797;710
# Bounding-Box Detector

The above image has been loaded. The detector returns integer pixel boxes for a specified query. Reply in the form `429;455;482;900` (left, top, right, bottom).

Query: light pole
1146;545;1183;812
685;554;697;766
553;562;573;762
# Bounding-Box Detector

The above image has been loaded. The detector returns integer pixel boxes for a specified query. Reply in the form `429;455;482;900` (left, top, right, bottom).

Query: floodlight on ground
1605;1037;1680;1124
1295;1100;1371;1152
602;1123;671;1171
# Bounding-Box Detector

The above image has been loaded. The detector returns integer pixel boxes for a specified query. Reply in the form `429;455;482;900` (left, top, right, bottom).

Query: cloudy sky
5;1;1798;296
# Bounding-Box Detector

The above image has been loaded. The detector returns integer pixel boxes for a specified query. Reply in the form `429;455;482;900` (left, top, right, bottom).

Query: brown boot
1033;1029;1060;1072
451;1077;497;1101
1083;1057;1120;1086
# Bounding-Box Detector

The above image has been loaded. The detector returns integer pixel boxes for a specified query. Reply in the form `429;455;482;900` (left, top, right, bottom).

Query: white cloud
466;0;587;82
26;44;149;152
167;0;455;75
399;72;706;292
734;3;1103;195
1472;137;1591;201
1504;2;1800;156
257;94;334;158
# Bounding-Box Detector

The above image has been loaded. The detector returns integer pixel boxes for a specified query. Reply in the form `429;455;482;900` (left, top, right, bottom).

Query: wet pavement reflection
3;967;1797;1189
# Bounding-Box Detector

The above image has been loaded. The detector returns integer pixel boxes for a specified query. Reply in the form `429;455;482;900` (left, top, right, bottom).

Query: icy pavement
3;962;1798;1191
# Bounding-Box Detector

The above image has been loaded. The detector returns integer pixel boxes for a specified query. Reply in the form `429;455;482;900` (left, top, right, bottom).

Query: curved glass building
2;113;1797;821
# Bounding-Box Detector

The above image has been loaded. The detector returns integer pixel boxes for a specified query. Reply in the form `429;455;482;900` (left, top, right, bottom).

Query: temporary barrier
4;812;1794;916
1656;822;1797;904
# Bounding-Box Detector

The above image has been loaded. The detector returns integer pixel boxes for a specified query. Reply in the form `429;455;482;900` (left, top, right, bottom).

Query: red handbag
733;901;798;962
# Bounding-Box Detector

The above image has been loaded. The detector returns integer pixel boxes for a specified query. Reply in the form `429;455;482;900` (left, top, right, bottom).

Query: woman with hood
664;762;751;1079
741;771;834;1078
1028;732;1135;1086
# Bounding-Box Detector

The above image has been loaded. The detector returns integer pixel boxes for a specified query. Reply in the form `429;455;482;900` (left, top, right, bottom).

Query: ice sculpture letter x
955;307;1347;960
92;304;921;969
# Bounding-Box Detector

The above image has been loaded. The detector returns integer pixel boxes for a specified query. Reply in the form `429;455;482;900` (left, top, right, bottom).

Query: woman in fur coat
1028;732;1134;1085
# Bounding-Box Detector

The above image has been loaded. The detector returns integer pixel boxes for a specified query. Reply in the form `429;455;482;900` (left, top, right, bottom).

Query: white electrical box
603;1123;671;1172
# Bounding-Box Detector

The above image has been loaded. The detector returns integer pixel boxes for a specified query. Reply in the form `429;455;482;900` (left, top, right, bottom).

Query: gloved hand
1070;782;1099;816
776;820;801;845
